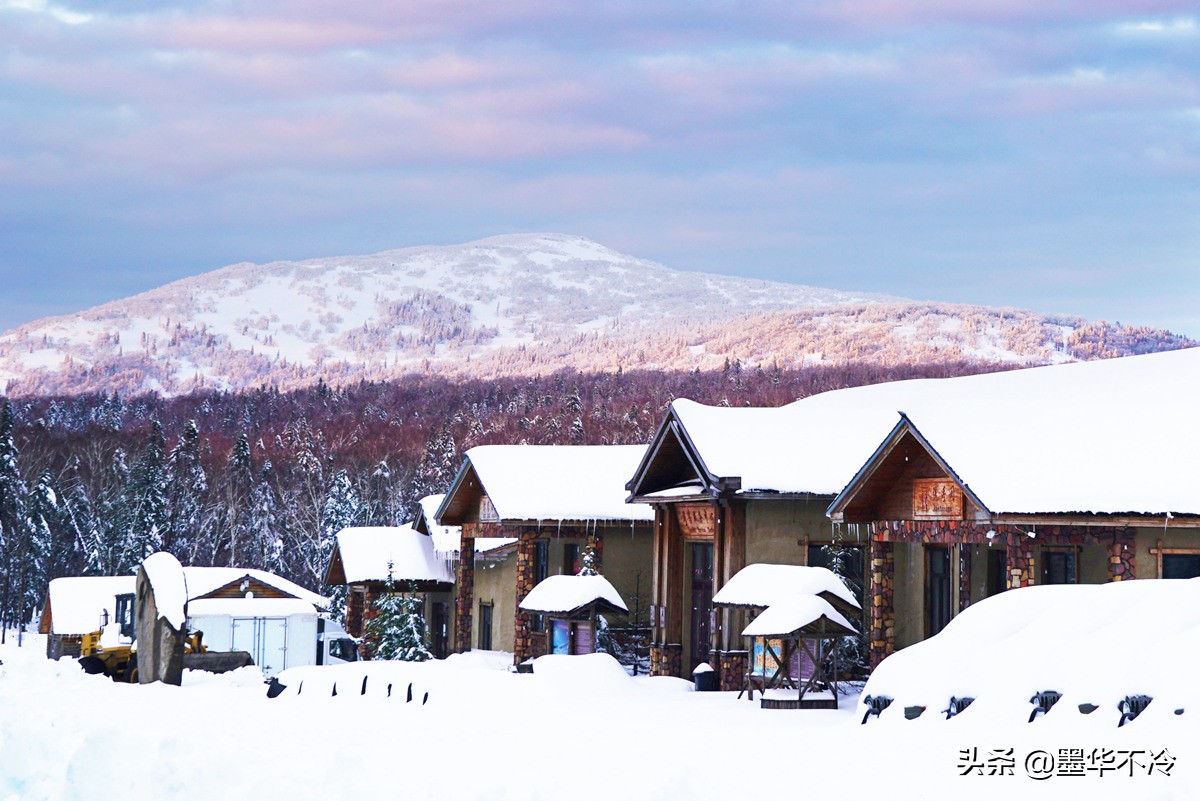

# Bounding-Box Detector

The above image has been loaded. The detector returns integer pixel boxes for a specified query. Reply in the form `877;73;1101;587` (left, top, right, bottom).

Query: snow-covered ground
0;632;1192;801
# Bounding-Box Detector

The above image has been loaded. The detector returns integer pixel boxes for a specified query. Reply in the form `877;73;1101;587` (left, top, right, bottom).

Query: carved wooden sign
912;478;962;519
479;495;499;523
676;503;716;539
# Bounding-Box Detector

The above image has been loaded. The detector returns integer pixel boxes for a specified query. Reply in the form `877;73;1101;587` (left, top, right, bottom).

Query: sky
1;1;1198;337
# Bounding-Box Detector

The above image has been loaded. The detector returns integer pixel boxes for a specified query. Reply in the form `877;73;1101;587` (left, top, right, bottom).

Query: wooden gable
192;576;299;601
626;412;713;499
830;417;987;524
437;460;490;526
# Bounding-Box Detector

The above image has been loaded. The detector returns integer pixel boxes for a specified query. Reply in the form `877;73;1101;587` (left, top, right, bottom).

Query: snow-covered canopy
665;347;1200;516
741;596;857;638
712;563;860;616
861;578;1200;722
518;574;628;616
332;525;455;585
456;445;655;522
141;552;188;630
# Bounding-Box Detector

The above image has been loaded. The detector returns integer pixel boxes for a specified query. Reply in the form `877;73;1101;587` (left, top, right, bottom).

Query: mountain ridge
1;233;1192;397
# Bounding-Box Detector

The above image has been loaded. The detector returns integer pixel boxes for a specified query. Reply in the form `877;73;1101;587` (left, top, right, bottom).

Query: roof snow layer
712;563;860;610
672;347;1200;516
518;574;628;615
741;596;857;638
465;445;654;522
141;552;187;630
334;525;455;585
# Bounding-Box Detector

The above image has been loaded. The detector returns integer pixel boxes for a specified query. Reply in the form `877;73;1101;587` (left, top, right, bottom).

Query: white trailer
188;598;357;676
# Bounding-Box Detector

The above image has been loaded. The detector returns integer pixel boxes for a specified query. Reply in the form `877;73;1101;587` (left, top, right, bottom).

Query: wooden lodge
828;381;1200;668
436;445;654;666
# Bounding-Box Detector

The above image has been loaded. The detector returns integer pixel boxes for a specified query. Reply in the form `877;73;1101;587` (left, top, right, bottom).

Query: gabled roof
741;596;858;639
438;445;655;524
415;494;462;556
631;348;1200;517
325;525;455;587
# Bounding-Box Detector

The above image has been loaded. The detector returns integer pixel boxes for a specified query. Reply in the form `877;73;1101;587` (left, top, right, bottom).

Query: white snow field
0;624;1193;801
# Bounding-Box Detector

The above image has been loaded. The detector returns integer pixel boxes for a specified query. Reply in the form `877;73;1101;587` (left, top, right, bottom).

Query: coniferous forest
0;360;1017;634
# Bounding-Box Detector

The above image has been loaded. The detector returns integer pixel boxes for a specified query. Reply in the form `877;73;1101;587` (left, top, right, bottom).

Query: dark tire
124;653;138;683
78;656;107;675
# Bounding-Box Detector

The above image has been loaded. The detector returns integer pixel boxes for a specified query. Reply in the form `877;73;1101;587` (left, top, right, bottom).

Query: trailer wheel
78;656;107;675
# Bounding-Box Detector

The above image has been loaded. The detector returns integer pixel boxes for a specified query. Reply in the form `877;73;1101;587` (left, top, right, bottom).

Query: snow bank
860;578;1200;728
334;525;455;584
462;444;655;521
141;552;187;630
530;652;633;687
519;574;628;614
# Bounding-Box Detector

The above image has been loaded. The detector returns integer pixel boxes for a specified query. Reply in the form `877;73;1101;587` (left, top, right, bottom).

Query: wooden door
430;602;449;659
690;542;714;670
926;546;952;638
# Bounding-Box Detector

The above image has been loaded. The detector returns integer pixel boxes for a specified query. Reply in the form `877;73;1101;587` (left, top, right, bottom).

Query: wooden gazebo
519;574;628;657
740;596;858;709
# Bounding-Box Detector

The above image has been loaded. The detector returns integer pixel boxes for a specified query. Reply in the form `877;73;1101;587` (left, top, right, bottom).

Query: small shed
519;574;628;657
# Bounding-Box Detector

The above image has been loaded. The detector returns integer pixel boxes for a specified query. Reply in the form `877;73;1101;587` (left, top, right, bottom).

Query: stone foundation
715;649;749;691
650;643;683;678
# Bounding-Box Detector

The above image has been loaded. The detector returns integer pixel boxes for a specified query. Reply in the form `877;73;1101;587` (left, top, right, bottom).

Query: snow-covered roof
187;598;318;618
46;576;136;635
456;445;655;522
741;595;857;638
183;567;328;608
518;574;628;615
419;494;462;556
664;348;1200;516
333;525;455;585
47;566;327;635
712;564;860;612
861;578;1200;719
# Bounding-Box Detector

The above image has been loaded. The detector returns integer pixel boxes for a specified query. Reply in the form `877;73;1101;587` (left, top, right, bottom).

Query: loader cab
115;593;136;640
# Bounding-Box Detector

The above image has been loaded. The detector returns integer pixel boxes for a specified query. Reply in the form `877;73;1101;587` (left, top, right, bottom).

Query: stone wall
715;649;749;692
868;539;895;669
455;536;475;652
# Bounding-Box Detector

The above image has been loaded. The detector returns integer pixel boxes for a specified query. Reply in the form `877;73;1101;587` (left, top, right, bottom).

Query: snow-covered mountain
0;234;1190;397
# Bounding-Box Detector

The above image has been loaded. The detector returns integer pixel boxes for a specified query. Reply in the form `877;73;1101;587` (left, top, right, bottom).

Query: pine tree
577;542;599;576
0;400;30;637
165;419;207;562
125;420;169;562
320;469;364;622
250;461;283;573
365;569;432;662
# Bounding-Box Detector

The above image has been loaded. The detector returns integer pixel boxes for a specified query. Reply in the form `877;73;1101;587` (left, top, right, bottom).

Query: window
479;602;494;651
1041;549;1077;585
563;543;580;576
1163;554;1200;579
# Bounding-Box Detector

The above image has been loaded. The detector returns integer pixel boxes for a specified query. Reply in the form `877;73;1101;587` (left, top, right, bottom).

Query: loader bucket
182;650;255;674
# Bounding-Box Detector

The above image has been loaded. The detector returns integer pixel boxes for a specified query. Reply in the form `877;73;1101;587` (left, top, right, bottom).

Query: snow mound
860;579;1200;728
530;653;633;687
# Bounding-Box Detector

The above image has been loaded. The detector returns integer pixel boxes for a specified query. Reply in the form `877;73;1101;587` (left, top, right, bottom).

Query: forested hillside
0;360;1013;633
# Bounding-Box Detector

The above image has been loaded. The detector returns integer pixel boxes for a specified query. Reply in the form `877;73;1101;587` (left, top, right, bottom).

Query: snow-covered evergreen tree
250;461;284;574
125;420;169;562
577;542;599;576
165;419;207;562
0;400;30;635
320;469;364;622
365;568;432;662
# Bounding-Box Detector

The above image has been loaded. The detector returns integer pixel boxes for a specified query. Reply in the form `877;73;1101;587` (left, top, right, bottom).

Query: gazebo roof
519;574;628;618
742;596;858;639
712;563;860;620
